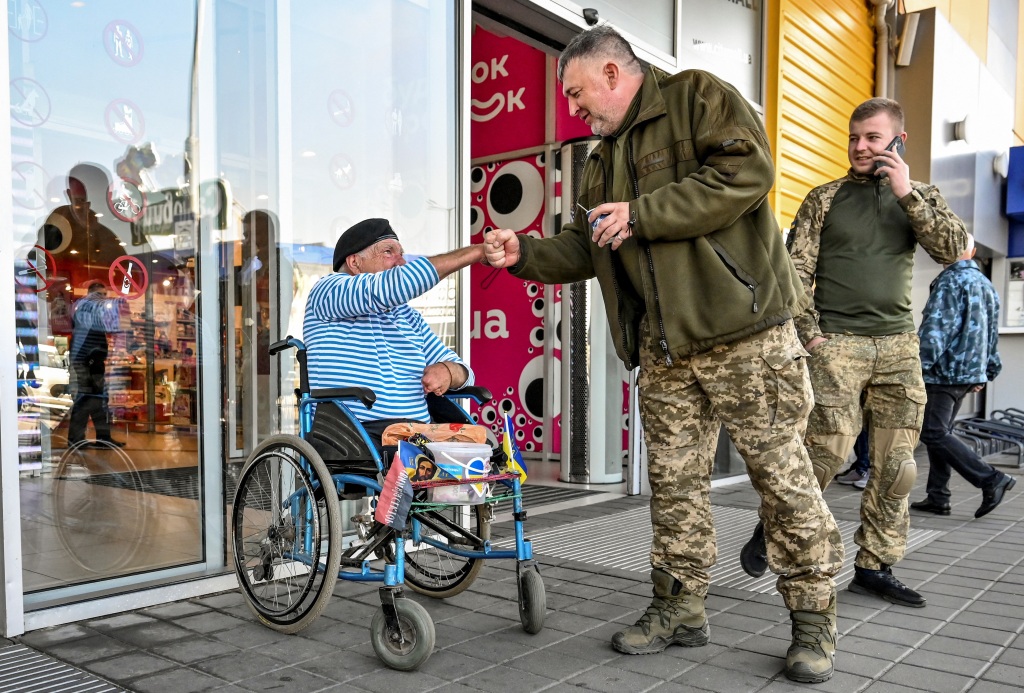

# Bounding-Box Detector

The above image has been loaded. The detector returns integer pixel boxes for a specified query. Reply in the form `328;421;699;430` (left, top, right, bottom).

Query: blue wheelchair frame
232;335;545;670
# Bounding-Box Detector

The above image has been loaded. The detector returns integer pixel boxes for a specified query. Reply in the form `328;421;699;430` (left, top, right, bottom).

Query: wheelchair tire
518;566;546;634
232;434;341;634
402;504;488;598
370;597;435;671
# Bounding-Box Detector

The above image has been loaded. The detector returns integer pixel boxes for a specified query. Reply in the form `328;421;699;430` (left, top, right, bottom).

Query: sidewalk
9;452;1024;692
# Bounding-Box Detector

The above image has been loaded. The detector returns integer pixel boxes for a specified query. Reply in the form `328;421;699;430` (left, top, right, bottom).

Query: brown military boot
785;596;837;683
611;569;709;655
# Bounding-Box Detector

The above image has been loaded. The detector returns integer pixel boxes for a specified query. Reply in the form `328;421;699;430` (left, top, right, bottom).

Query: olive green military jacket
510;66;807;369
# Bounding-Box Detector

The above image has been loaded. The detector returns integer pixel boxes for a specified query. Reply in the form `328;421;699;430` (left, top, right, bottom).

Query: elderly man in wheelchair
230;219;544;671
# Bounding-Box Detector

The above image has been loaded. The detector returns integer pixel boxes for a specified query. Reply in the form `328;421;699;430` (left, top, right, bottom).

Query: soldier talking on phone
739;98;967;611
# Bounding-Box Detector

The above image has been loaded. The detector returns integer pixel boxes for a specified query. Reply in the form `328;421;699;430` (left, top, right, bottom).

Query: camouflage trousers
639;320;843;612
806;333;926;570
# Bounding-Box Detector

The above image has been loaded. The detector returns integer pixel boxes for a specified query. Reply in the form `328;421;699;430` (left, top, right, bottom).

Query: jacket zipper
598;152;635;370
707;240;759;313
629;136;672;365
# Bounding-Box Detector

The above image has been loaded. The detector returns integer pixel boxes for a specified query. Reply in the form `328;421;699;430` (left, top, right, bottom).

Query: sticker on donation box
109;255;148;299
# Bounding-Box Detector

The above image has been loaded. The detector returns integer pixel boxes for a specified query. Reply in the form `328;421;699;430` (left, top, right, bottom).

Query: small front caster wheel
518;566;546;634
370;598;435;670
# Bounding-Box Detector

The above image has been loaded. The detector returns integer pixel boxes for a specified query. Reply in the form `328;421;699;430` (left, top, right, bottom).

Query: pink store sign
469;153;559;454
470;27;545;160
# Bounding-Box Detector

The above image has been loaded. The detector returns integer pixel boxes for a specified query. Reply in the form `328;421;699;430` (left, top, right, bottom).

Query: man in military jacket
742;98;967;610
483;25;843;684
911;235;1014;519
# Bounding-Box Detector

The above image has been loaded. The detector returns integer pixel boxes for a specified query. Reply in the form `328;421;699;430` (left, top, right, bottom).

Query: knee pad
887;458;917;500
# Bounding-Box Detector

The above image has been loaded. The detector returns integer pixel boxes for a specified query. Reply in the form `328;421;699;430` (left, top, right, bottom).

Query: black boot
849;565;925;607
740;521;767;578
976;475;1016;519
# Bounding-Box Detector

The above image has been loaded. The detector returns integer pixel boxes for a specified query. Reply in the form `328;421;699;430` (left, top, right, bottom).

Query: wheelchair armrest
269;336;306;356
311;387;376;409
447;385;492;404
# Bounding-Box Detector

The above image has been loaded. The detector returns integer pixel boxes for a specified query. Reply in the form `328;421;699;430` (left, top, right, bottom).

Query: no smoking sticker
108;255;149;300
15;244;57;292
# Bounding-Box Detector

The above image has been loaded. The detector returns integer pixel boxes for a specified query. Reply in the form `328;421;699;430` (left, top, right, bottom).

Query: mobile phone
875;135;906;177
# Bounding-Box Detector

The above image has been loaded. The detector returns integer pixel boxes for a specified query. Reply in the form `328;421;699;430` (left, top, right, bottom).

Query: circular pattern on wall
486;160;543;231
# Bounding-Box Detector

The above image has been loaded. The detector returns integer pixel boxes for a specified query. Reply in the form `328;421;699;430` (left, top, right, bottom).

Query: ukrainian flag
502;413;528;484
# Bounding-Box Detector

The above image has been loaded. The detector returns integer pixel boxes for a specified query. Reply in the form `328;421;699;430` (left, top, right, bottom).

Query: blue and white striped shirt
303;256;474;422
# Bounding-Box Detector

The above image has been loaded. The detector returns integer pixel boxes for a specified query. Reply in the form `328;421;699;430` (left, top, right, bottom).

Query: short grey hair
557;25;643;82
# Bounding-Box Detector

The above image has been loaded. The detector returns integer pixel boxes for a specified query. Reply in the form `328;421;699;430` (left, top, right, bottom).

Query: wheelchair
230;337;545;671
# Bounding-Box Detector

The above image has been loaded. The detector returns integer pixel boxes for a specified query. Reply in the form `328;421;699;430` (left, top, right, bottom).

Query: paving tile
970;681;1024;693
849;622;928;648
108;620;196;648
920;634;1004;660
151;636;241;665
952;610;1023;633
415;649;493;681
131;666;229;693
42;633;136;664
463;663;555;692
296;650;386;682
346;667;448;693
176;611;250;634
193;649;288;683
937;622;1015;646
82;651;178;681
235;666;336;692
709;612;775;635
664;663;771;693
565;664;662;692
18;623;96;648
903;647;987;677
504;648;593;680
881;662;973;693
981;662;1024;687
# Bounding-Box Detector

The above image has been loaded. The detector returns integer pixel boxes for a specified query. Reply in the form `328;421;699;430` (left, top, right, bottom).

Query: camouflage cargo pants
639;320;843;612
805;333;926;570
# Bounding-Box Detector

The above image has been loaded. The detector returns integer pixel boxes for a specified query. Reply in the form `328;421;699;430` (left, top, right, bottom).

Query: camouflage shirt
788;171;967;344
919;259;1001;385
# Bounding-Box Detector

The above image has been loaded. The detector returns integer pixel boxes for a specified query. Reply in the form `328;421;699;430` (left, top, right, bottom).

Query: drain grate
0;645;122;692
501;506;942;594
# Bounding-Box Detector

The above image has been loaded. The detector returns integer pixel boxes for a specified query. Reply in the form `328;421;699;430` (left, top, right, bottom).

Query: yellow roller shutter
766;0;875;229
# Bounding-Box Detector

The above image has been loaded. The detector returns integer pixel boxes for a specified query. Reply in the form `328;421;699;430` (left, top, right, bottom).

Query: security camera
583;8;599;26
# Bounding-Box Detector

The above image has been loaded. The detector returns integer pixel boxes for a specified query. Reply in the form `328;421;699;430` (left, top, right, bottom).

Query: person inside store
68;281;127;448
912;234;1015;519
481;25;843;684
40;165;125;281
746;97;967;612
303;218;486;443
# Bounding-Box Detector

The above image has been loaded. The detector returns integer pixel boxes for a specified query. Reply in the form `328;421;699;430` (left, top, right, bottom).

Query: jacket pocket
707;238;759;313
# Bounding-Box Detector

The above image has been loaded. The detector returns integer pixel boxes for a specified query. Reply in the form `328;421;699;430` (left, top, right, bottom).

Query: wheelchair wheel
370;598;435;671
232;435;341;634
402;503;489;598
518;565;546;634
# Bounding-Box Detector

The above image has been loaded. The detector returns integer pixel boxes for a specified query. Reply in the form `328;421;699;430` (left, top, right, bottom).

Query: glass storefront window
8;0;459;609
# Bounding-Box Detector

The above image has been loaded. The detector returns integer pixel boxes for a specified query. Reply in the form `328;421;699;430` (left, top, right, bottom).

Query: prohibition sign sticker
108;180;146;223
15;244;57;292
109;255;148;300
104;20;143;66
11;160;48;210
10;77;50;127
329;154;356;190
105;98;145;144
328;89;354;127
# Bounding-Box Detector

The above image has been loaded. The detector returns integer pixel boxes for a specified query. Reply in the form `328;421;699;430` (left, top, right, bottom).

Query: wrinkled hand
589;202;633;250
804;336;828;351
874;145;911;198
422;362;452;396
482;228;520;268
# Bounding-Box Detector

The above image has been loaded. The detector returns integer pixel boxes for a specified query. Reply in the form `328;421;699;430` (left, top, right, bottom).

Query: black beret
333;218;399;271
